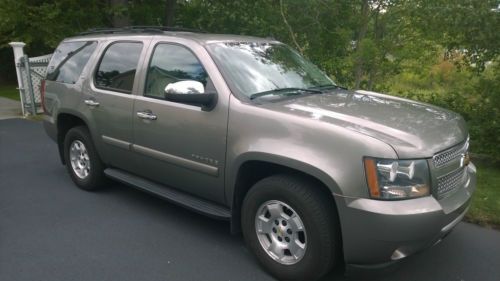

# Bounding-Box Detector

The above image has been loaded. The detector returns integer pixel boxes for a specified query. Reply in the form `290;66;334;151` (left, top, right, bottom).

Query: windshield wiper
249;87;322;100
310;84;348;90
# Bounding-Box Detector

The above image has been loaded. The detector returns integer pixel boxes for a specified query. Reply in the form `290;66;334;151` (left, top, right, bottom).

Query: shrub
387;61;500;160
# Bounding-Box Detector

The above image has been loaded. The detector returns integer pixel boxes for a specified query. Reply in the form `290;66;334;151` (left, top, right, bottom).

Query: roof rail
78;26;205;36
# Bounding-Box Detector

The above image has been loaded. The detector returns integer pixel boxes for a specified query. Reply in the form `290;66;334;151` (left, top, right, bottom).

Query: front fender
226;151;343;207
225;97;398;203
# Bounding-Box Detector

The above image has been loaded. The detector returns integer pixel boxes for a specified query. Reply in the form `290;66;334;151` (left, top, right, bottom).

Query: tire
64;126;106;191
241;174;340;281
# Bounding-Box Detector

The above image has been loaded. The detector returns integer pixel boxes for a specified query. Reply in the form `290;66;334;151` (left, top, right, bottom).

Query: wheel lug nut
274;220;279;225
282;220;287;226
272;228;277;233
287;229;292;235
278;237;282;242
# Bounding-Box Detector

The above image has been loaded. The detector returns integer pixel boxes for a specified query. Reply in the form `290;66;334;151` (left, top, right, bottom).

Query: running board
104;168;231;220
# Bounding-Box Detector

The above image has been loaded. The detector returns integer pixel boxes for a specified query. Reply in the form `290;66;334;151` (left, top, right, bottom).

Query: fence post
22;55;37;115
8;42;27;116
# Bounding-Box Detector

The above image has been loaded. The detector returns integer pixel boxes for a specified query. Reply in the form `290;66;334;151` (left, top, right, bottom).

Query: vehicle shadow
100;181;495;281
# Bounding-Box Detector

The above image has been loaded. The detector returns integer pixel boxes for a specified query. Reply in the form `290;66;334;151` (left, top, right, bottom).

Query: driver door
132;41;228;204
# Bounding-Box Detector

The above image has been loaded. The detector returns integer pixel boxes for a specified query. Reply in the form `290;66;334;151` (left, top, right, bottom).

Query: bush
386;61;500;160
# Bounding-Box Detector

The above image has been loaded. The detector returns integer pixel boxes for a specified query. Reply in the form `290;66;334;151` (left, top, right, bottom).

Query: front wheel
241;174;340;281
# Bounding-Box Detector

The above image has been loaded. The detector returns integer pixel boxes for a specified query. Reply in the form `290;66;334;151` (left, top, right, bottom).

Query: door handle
84;99;100;107
137;111;157;120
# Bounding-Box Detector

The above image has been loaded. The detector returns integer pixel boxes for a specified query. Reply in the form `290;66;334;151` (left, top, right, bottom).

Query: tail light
41;79;47;113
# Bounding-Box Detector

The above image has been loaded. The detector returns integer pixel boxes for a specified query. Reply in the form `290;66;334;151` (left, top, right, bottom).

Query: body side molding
132;144;219;176
102;135;132;150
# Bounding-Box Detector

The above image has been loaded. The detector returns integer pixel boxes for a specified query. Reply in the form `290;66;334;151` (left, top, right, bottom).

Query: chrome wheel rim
255;200;307;265
69;140;91;179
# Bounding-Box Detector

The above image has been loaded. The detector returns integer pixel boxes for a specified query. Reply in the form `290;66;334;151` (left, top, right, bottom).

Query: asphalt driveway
1;118;499;281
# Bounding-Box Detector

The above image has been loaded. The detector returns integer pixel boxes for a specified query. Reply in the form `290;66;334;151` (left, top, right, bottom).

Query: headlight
363;157;430;200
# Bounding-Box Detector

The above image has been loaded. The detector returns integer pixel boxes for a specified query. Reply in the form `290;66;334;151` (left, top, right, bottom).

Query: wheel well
56;113;86;164
230;161;338;234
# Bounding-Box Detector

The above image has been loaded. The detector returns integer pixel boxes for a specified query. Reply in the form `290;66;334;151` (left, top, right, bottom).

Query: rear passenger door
132;40;228;204
85;39;149;172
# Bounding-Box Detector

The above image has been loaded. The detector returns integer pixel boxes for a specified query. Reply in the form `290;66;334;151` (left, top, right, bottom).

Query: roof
64;27;277;45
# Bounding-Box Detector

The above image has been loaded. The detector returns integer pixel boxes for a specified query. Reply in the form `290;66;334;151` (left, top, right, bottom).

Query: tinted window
46;41;97;84
95;42;143;93
145;44;208;98
206;42;335;97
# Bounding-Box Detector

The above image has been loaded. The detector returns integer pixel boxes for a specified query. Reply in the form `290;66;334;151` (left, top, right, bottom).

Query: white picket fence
9;42;52;116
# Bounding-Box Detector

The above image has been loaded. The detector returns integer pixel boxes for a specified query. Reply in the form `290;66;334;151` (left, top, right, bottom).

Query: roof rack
78;26;205;36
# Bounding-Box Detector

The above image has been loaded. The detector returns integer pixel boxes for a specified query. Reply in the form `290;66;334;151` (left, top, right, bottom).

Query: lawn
0;84;20;101
465;161;500;229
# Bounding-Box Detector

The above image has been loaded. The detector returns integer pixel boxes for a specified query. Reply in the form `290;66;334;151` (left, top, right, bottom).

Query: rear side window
46;41;97;84
94;42;143;93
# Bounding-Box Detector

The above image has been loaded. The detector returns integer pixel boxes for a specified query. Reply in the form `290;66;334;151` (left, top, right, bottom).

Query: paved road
1;118;499;281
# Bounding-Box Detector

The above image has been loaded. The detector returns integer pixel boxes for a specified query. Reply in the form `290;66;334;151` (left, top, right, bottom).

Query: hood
259;89;468;158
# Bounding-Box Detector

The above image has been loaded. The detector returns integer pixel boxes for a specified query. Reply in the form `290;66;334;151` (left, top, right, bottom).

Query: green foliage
384;56;500;159
176;0;358;85
402;0;500;71
128;0;167;26
0;0;108;51
0;0;498;159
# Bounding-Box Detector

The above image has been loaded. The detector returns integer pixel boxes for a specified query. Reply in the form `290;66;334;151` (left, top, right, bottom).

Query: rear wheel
241;174;340;281
64;126;106;190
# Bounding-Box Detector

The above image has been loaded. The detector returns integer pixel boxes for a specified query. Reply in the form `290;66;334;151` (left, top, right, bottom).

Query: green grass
465;161;500;229
0;84;20;101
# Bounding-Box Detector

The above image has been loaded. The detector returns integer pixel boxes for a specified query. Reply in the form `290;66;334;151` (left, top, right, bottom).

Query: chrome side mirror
165;80;205;95
164;80;216;111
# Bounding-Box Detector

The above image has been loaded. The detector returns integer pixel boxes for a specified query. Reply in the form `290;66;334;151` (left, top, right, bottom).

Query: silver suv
42;27;476;281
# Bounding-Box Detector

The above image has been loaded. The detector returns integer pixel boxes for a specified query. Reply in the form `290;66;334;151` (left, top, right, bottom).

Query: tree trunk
110;0;130;27
354;0;370;89
164;0;176;26
368;5;381;90
280;0;304;54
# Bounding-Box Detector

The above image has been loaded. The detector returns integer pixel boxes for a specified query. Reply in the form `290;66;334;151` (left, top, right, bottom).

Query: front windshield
206;42;335;98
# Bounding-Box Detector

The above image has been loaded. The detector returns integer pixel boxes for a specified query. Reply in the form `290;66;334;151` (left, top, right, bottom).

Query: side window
94;42;143;93
145;44;208;98
46;41;97;84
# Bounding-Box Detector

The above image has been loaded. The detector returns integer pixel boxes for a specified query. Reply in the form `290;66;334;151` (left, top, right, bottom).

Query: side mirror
164;80;216;111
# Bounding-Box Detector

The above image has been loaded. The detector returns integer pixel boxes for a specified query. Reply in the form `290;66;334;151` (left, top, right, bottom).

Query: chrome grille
437;167;467;199
432;138;469;168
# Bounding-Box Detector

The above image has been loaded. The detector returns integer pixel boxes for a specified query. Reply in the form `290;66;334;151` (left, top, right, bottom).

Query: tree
164;0;176;26
400;0;500;71
353;0;371;89
110;0;130;27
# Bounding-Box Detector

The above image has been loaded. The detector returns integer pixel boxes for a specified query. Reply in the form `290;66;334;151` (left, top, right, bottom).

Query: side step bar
104;168;231;220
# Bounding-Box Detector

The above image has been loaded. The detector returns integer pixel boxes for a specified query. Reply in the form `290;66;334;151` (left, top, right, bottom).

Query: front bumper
337;163;476;267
